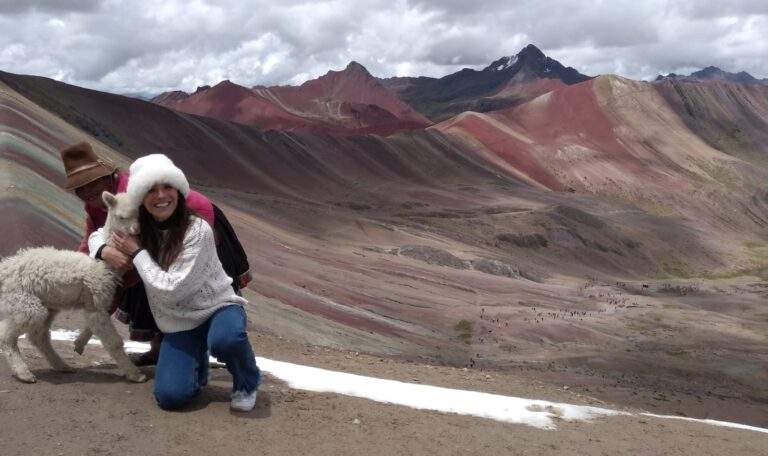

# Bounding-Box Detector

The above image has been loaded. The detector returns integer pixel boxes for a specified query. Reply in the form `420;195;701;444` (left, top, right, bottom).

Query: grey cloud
0;0;766;96
675;0;768;18
419;32;501;66
0;0;102;14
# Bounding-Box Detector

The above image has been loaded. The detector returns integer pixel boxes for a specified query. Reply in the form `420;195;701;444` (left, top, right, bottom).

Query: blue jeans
154;305;261;410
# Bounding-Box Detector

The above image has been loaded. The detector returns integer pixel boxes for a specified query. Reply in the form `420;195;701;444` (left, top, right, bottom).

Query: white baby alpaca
0;191;145;383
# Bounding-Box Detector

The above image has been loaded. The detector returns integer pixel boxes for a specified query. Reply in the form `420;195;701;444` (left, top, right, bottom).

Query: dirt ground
1;304;766;456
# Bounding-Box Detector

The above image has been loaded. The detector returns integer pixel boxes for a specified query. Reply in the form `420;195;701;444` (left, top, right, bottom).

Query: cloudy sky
1;0;766;95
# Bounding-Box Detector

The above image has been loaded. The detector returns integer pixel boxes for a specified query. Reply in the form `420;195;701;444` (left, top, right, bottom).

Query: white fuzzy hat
126;154;190;205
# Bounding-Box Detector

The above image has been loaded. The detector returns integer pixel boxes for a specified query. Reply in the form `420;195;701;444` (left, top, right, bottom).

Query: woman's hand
100;245;134;273
111;231;141;257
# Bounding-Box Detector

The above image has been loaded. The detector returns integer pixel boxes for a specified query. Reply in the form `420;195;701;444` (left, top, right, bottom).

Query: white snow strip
641;413;768;435
257;357;622;429
43;330;768;434
38;329;226;364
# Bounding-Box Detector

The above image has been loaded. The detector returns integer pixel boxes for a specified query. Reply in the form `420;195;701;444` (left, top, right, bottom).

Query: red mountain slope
153;62;431;135
434;75;768;244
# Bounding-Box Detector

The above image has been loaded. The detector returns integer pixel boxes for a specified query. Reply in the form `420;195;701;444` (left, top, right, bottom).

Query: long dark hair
139;193;194;270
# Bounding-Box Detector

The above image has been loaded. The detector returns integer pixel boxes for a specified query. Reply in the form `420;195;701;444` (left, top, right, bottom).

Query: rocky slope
152;62;430;135
654;77;768;165
656;66;768;85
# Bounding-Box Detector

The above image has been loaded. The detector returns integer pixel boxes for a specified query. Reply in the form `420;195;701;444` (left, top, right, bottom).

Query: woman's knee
209;329;246;358
154;383;198;410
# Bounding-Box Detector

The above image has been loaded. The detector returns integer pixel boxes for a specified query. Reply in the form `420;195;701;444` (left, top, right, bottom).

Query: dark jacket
212;204;251;293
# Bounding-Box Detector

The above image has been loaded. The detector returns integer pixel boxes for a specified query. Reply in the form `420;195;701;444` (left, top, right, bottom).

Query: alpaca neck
102;219;114;239
100;218;119;272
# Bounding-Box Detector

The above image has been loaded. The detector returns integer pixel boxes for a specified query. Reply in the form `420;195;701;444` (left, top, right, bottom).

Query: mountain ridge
152;61;430;135
379;44;591;121
655;65;768;85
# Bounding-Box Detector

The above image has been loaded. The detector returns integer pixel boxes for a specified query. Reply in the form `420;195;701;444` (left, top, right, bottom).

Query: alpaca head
102;191;139;236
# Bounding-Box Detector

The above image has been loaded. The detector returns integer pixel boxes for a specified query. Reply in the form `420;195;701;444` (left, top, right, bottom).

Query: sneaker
230;390;258;412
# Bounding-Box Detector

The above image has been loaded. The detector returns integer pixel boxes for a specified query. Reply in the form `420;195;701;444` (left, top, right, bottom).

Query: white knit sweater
89;217;247;333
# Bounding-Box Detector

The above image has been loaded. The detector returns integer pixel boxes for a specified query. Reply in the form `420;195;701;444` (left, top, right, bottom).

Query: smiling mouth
154;202;171;208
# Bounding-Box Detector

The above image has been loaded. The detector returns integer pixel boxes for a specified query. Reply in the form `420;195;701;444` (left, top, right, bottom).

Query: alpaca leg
0;293;48;383
0;319;36;383
86;311;146;383
28;310;74;373
73;326;92;355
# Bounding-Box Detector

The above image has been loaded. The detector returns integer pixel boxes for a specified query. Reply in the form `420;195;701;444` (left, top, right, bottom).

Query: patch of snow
641;413;768;435
258;357;622;429
45;330;768;434
35;329;160;356
494;55;519;71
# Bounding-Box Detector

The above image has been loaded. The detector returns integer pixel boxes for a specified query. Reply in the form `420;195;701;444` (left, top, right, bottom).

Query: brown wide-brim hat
60;142;118;190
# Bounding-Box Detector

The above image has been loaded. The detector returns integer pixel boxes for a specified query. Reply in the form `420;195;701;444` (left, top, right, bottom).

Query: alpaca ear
102;191;117;208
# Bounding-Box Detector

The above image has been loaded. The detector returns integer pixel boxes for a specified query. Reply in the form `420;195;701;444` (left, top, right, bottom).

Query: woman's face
142;183;179;221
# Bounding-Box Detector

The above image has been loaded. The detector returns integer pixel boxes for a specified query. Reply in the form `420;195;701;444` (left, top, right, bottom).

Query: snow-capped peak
492;55;519;71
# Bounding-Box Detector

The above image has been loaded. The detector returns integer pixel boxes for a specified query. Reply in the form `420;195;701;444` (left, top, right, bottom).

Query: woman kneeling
111;154;260;412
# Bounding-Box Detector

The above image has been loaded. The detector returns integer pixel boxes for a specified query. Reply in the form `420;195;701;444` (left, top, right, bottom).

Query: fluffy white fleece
0;192;146;384
126;154;189;206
